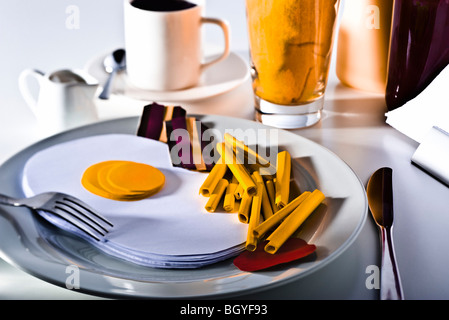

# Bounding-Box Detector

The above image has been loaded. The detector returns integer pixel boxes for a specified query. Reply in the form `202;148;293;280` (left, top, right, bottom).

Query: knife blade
366;167;404;300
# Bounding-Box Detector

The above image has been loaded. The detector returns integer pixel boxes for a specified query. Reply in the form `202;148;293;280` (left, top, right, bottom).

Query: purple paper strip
137;102;166;140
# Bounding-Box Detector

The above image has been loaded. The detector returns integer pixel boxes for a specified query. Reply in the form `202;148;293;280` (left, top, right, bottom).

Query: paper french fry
223;133;276;174
275;151;291;208
223;176;238;212
245;181;263;251
199;163;227;196
217;142;257;197
265;179;278;213
265;189;325;254
238;191;253;223
205;179;229;213
252;191;311;239
234;183;244;200
252;171;274;220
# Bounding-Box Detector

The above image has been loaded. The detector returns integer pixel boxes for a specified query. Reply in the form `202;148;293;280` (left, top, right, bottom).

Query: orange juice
246;0;340;106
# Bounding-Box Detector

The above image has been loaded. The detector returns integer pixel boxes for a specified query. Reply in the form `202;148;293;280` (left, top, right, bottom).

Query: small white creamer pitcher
19;68;99;135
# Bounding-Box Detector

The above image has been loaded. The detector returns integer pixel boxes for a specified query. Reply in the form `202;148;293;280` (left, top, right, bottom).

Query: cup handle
200;17;230;70
18;69;45;115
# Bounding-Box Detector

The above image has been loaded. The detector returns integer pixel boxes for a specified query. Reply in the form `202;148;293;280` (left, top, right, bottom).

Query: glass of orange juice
246;0;341;128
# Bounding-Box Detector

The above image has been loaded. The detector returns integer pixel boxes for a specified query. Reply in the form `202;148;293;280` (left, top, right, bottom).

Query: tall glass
245;0;341;129
386;0;449;110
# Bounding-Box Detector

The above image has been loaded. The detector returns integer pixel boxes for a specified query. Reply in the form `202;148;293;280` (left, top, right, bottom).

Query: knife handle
380;227;404;300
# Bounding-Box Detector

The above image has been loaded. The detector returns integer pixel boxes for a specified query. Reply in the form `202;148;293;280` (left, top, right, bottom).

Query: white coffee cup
124;0;230;91
18;69;99;135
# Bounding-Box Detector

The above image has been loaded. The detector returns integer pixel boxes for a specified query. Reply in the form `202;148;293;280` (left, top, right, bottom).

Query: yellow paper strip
275;151;291;208
265;189;325;254
252;171;274;220
265;179;278;213
187;117;206;171
234;184;244;200
199;162;227;196
238;192;253;223
205;179;229;213
223;176;238;212
252;191;311;239
217;142;257;197
246;181;263;251
224;133;275;174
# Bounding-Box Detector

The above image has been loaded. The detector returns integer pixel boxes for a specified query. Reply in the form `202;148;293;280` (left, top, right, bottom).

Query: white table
1;0;448;300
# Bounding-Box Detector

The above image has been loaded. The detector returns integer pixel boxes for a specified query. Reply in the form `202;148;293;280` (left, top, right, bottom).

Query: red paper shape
233;238;316;272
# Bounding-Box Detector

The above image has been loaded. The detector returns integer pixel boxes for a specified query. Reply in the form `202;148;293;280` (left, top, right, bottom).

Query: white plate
85;51;250;102
21;134;248;268
0;115;367;299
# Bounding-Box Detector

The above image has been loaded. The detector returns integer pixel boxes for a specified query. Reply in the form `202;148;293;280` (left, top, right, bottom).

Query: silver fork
0;192;113;241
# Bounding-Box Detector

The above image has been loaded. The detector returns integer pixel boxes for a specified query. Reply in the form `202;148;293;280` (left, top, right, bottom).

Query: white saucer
85;50;250;102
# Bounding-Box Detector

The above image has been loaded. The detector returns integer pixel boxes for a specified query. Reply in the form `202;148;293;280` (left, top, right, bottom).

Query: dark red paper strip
233;238;316;272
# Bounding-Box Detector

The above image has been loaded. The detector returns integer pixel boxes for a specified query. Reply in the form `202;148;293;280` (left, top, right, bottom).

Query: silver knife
367;167;404;300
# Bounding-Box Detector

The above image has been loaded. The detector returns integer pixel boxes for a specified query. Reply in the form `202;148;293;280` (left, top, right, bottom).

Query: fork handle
0;193;22;207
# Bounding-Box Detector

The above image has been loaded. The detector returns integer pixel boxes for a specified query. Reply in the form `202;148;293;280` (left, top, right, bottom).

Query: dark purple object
136;102;186;140
137;102;214;171
386;0;449;110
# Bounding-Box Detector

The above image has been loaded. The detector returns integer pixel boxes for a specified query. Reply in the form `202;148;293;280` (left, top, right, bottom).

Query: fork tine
54;201;108;236
59;195;114;228
50;206;103;241
54;202;108;236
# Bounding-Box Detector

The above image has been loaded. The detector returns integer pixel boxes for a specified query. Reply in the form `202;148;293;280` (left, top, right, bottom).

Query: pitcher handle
18;69;45;115
200;17;230;70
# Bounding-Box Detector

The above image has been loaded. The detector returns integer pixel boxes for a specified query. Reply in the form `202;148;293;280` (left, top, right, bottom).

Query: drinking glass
245;0;341;128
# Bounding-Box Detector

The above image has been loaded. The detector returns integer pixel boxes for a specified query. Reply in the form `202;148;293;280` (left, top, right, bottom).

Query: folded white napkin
411;126;449;186
21;134;248;268
386;64;449;186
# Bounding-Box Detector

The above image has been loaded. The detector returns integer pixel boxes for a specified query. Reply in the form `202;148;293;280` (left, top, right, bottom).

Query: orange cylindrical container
336;0;394;93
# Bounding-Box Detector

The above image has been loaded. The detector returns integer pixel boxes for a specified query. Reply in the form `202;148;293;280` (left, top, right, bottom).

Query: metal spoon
366;167;404;300
99;49;126;100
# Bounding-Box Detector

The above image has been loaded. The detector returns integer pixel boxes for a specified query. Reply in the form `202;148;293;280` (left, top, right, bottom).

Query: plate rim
0;115;368;299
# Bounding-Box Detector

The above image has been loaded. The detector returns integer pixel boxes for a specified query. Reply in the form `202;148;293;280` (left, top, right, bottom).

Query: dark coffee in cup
130;0;196;12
